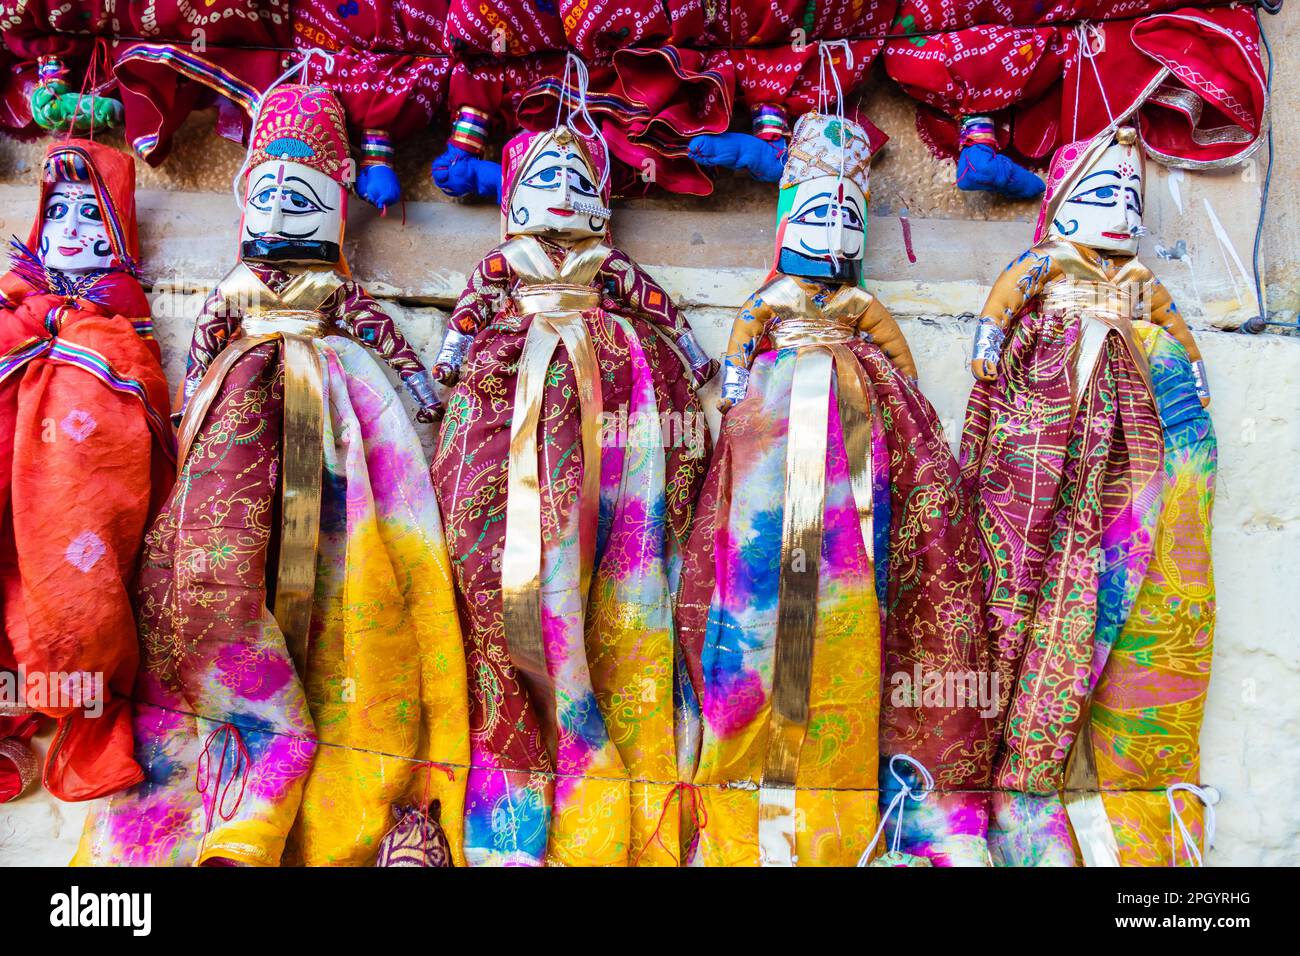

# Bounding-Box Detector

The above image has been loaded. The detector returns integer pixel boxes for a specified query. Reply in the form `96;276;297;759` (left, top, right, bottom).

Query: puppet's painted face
40;180;113;274
777;174;867;284
240;160;344;264
1049;141;1144;255
507;137;607;240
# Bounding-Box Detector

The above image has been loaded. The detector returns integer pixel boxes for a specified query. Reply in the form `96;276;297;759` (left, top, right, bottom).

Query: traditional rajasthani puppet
74;82;469;867
961;126;1217;866
430;85;716;866
677;111;995;867
0;139;172;802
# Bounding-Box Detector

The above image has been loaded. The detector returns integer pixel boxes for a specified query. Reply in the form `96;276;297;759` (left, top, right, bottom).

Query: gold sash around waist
1040;277;1153;406
240;312;331;338
769;314;857;349
500;299;603;758
175;307;328;676
759;340;878;864
513;284;602;315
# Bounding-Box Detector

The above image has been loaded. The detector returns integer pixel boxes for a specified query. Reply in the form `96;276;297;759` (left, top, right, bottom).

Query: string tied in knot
231;47;341;207
195;721;251;835
559;51;611;199
410;760;457;785
816;39;855;273
633;782;708;867
1167;782;1218;867
856;754;934;866
1070;22;1117;141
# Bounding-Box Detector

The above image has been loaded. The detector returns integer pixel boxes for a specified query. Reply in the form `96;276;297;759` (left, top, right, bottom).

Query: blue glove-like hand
955;143;1045;201
431;144;503;203
356;163;402;211
688;132;786;183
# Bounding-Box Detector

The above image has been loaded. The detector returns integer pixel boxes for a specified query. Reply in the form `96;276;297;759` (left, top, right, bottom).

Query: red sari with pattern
960;130;1216;865
0;139;173;802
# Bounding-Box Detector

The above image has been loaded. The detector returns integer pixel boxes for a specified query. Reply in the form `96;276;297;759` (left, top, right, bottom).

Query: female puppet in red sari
0;139;173;803
430;82;716;865
961;126;1217;865
677;111;995;867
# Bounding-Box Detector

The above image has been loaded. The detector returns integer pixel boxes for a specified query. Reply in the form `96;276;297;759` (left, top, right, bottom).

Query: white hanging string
559;51;610;195
1071;22;1117;142
856;754;934;866
230;47;338;207
816;39;854;274
1167;782;1218;867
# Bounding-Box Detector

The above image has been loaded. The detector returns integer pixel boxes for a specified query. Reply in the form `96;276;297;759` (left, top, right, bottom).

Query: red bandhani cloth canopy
293;1;450;139
113;2;452;168
516;47;735;196
0;2;1272;195
888;3;1266;169
443;0;566;56
1131;4;1267;166
661;0;899;44
892;0;1212;32
886;24;1069;160
1014;4;1267;167
111;2;294;163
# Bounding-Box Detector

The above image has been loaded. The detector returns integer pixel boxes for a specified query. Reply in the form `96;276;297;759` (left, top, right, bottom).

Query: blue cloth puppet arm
431;143;503;202
687;132;786;183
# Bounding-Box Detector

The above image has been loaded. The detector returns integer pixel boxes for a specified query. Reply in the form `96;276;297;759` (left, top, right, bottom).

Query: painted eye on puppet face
44;201;70;222
520;165;563;191
1066;177;1142;216
790;199;864;232
520;163;598;198
565;167;598;198
250;185;324;216
78;202;104;223
1068;183;1121;208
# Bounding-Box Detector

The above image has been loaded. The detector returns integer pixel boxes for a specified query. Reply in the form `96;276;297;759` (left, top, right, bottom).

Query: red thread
195;722;251;835
899;207;917;265
65;37;113;144
410;761;456;786
633;782;708;867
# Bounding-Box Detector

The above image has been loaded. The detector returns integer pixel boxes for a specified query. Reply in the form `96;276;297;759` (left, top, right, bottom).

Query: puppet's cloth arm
1147;277;1209;403
858;296;918;381
971;247;1058;379
602;248;718;387
717;289;776;411
432;252;513;385
335;281;441;417
179;283;240;416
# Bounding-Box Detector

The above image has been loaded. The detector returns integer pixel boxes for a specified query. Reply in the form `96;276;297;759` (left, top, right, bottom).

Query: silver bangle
1191;359;1210;401
404;370;438;409
972;320;1005;365
721;362;750;405
435;327;474;371
675;329;711;372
